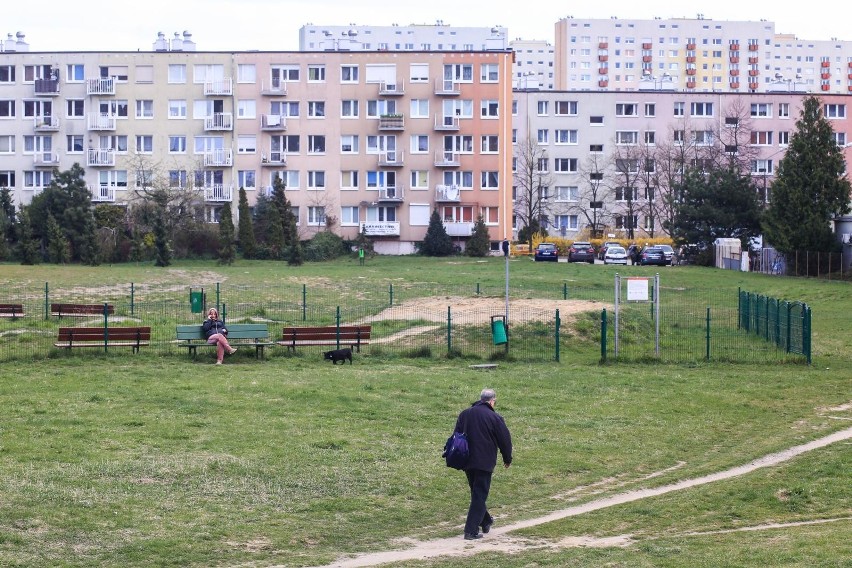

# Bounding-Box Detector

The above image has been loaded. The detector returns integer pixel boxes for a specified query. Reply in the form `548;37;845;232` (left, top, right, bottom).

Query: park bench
50;303;114;318
175;323;272;359
277;325;372;353
0;303;25;318
54;326;151;353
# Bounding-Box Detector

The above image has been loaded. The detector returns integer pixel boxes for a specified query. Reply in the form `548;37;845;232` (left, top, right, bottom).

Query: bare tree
610;142;647;240
512;137;553;245
575;152;613;239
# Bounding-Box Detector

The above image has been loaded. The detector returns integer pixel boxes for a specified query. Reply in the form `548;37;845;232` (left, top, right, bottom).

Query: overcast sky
4;1;851;52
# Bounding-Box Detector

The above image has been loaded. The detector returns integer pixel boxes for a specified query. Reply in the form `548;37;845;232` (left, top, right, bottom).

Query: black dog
323;348;353;365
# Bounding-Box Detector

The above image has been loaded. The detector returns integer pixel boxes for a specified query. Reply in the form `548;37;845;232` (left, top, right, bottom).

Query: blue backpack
442;431;469;470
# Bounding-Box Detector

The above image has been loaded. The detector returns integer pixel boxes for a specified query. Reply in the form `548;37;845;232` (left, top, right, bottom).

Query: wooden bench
277;325;372;352
0;303;25;318
51;303;114;318
176;323;272;359
54;327;151;353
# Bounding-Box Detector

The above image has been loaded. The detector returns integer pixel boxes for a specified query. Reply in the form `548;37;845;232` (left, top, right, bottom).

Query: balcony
91;185;116;202
34;78;60;96
359;222;400;237
686;81;696;89
598;80;609;88
444;222;474;237
434;79;461;96
260;150;287;166
87;113;116;130
821;84;830;91
748;44;758;51
686;69;696;76
598;55;608;62
598;42;608;49
821;61;831;68
748;57;759;64
378;150;404;167
203;148;233;167
434;151;460;167
642;56;652;63
731;82;740;89
204;184;233;202
261;80;287;96
730;43;740;51
730;70;740;77
821;73;831;80
748;70;759;77
377;185;404;201
204;78;233;96
379;80;404;95
261;114;287;130
748;82;759;90
730;56;740;63
598;68;608;75
434;115;460;131
204;113;233;131
435;184;460;202
33;151;60;167
642;43;652;50
687;43;696;50
34;116;60;131
378;114;404;130
87;77;115;95
87;148;116;167
686;56;696;63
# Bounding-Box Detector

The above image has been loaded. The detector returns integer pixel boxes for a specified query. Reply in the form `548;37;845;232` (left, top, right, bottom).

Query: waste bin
490;315;507;345
190;289;205;313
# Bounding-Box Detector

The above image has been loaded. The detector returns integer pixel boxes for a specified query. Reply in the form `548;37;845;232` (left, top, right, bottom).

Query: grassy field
0;259;849;567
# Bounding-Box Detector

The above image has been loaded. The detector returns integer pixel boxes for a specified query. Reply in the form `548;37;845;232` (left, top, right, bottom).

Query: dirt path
295;425;852;568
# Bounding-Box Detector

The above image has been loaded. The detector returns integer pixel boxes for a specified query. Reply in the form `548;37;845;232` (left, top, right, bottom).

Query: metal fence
0;281;811;364
738;290;812;364
754;248;848;280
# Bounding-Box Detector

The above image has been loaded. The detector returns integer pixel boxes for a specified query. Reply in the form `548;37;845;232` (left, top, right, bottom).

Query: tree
217;201;236;265
236;187;256;259
512;137;553;246
46;213;70;264
667;167;763;265
264;202;285;260
16;206;39;265
764;96;851;254
419;209;454;256
152;202;172;267
575;153;613;239
466;215;491;257
286;219;303;266
0;187;16;250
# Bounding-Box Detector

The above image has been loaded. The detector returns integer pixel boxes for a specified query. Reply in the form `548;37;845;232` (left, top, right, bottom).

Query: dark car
639;246;668;266
568;241;596;263
534;242;559;262
656;244;675;265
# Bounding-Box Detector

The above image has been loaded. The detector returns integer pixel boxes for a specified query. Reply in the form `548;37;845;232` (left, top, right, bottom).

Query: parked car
603;245;629;265
656;244;675;265
598;241;621;260
534;242;559;262
568;241;596;263
639;246;668;266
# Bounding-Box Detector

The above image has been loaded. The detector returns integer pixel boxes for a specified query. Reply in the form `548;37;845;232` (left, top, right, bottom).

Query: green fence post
389;284;393;307
447;306;452;354
705;307;711;361
130;282;135;316
563;282;568;300
336;306;341;349
302;284;307;321
476;283;480;296
764;296;770;341
775;299;781;346
103;302;110;353
221;303;227;323
216;283;221;313
804;304;812;365
786;302;792;353
555;309;561;362
600;309;607;362
44;282;49;321
737;287;741;330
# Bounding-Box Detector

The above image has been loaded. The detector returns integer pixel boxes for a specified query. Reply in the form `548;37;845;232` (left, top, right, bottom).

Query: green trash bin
491;316;507;345
190;290;205;314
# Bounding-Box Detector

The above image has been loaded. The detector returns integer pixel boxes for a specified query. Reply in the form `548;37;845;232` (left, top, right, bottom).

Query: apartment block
0;44;514;254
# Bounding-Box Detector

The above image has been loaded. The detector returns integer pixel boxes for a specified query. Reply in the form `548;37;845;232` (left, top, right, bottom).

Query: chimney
171;32;183;51
15;31;29;52
181;30;195;51
153;31;168;51
3;33;16;52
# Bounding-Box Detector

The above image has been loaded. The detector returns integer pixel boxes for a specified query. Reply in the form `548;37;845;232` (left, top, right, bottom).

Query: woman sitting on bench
202;308;237;364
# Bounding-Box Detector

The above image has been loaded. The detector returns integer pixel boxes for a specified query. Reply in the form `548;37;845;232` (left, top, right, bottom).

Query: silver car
603;245;629;265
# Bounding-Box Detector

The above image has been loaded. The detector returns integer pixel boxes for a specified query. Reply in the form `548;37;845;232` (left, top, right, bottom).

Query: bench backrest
281;325;372;341
51;303;115;315
176;323;269;341
0;304;24;315
57;327;151;342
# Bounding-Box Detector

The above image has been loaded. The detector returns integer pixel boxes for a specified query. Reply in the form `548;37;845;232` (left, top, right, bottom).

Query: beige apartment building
0;45;513;254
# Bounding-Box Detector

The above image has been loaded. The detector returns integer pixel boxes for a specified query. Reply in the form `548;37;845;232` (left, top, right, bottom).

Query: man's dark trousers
464;469;494;535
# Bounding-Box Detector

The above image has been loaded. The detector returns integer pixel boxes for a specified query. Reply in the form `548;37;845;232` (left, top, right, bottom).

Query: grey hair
480;388;496;402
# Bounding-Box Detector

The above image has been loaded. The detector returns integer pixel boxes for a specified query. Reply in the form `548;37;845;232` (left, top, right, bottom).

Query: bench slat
55;326;150;353
0;304;25;317
51;303;115;317
277;325;371;352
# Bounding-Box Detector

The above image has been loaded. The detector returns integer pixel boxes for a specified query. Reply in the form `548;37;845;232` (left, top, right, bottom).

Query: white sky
4;0;851;52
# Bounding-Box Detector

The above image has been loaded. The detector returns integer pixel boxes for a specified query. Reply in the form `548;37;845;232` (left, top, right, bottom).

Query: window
554;214;579;232
537;100;549;115
237;135;257;154
555;100;578;116
66;64;85;82
554;158;578;173
238;170;256;190
615;187;640;201
168;100;187;118
308;206;326;225
0;136;14;153
409;99;429;118
644;131;656;145
169;170;188;188
341;206;359;226
615;131;639;145
481;135;498;153
834;132;847;146
135;135;153;153
673;130;685;144
341;65;359;83
306;135;325;154
66;135;84;153
482;206;499;225
410;170;428;190
24;170;52;189
615;215;638;229
341;170;359;189
750;131;773;145
644;103;656;117
673;102;685;116
0;66;15;83
193;64;224;84
616;103;638;116
615;160;640;174
411;135;429;153
537;129;549;144
237;100;256;118
555;129;578;144
589;115;604;125
537;158;549;173
341;100;359;118
0;100;14;118
750;103;771;118
554;186;579;202
307;171;326;189
169;136;187;153
824;104;846;119
481;100;499;118
724;116;739;127
778;131;790;146
481;171;499;189
778;103;790;118
237;64;256;83
481;63;499;82
135;99;154;118
0;171;15;187
590;144;604;153
409;64;429;83
366;99;397;117
690;102;713;116
307;65;326;82
693;130;714;145
308;101;326;118
168;64;186;84
444;63;473;83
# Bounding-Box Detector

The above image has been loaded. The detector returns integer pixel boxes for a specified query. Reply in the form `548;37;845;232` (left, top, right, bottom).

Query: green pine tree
419;209;454;256
265;203;285;260
217;202;236;265
16;206;39;265
46;213;70;264
764;96;852;255
237;187;256;259
466;215;491;257
153;206;172;267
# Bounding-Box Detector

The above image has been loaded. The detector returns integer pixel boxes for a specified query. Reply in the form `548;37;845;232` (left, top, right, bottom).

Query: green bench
176;323;272;359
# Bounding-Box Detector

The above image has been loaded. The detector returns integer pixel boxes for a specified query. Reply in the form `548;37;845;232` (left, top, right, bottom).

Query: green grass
0;259;849;567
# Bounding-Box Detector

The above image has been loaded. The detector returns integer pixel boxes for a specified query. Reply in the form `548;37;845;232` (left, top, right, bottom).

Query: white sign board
627;277;649;301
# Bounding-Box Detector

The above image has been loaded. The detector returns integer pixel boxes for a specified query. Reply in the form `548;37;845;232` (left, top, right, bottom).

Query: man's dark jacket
455;400;512;472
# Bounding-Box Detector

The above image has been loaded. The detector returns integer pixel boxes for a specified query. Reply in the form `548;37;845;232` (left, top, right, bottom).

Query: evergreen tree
419;209;454;256
265;203;285;259
16;206;39;265
46;213;70;264
0;187;16;246
236;187;256;259
466;215;491;257
217;202;236;265
0;209;9;261
764;96;852;254
287;219;303;266
153;205;172;267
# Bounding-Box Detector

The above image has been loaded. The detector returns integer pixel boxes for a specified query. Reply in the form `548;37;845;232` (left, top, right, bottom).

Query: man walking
454;388;512;540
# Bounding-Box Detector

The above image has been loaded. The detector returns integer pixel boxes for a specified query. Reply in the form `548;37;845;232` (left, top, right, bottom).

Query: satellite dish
446;185;459;200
